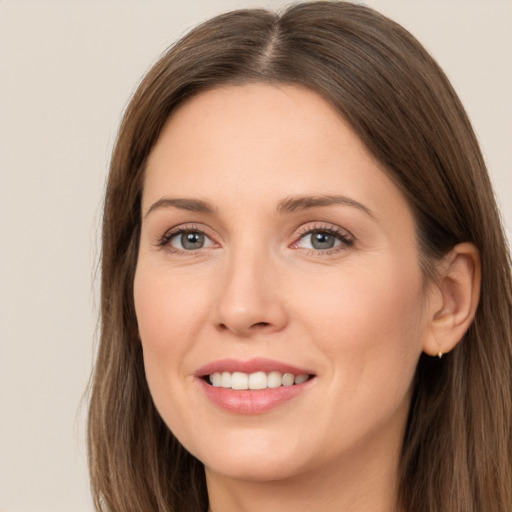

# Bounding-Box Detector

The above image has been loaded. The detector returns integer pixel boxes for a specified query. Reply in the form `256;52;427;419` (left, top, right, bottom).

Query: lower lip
197;378;315;414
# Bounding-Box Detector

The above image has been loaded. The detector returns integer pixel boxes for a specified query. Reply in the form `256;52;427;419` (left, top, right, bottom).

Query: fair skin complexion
134;84;480;512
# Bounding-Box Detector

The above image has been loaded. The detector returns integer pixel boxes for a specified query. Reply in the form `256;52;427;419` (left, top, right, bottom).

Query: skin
134;84;470;512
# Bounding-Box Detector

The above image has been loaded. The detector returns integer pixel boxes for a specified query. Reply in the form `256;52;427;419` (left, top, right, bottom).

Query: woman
88;2;512;511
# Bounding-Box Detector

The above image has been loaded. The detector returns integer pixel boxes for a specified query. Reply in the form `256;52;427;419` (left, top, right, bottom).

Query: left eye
169;231;215;251
297;229;351;251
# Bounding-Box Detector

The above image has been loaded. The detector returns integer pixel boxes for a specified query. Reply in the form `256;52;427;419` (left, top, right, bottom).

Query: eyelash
293;223;354;255
156;222;355;255
157;223;215;254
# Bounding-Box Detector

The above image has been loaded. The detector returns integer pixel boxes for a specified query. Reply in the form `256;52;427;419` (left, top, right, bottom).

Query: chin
203;454;306;483
185;430;310;483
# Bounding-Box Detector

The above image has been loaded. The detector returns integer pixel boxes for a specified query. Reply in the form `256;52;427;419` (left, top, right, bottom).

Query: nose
212;246;288;338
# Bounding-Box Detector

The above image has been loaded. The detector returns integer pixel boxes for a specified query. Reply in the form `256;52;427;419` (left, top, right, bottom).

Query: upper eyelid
294;223;354;243
296;222;351;235
162;222;216;238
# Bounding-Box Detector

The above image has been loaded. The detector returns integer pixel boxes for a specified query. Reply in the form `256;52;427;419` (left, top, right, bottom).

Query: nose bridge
214;237;287;336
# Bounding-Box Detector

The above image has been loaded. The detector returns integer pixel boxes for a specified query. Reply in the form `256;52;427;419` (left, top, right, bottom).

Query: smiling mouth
205;371;314;390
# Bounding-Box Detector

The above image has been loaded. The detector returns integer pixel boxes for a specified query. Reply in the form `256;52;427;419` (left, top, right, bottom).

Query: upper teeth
209;371;310;390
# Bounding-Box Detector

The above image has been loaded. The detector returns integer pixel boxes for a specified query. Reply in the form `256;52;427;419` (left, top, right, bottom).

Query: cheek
298;255;426;391
294;260;426;450
303;256;424;332
133;264;208;353
133;263;214;438
133;264;210;410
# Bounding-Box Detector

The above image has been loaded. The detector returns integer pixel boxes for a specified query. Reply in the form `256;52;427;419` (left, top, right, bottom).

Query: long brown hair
88;2;512;511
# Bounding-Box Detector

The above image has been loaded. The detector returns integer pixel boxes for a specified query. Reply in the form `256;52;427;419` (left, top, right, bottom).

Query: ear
422;243;481;357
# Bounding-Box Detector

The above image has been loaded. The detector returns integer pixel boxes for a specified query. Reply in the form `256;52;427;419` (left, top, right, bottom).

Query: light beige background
0;1;510;511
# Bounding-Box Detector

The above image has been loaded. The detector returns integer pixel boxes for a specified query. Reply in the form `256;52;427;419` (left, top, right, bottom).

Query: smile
195;358;316;414
209;371;311;389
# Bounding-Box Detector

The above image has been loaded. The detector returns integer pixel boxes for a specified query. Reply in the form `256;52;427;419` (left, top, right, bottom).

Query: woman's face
134;84;435;483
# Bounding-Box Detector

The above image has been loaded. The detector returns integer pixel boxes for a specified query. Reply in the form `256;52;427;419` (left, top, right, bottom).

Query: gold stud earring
437;352;443;359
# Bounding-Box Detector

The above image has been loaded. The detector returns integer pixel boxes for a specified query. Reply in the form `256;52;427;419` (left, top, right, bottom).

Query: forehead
143;83;408;222
147;83;354;169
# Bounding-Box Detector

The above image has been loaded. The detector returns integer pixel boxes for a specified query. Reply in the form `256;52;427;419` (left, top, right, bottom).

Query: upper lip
194;358;314;377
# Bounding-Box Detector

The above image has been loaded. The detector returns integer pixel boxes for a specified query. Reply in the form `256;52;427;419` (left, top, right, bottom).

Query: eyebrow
277;194;376;219
144;197;216;218
144;194;376;220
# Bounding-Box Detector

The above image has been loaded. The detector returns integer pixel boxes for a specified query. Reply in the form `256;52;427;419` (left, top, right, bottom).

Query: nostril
216;313;281;335
252;322;270;328
216;321;271;335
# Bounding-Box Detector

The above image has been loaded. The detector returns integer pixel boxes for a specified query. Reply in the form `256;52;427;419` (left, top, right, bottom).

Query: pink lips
195;357;313;377
195;358;315;415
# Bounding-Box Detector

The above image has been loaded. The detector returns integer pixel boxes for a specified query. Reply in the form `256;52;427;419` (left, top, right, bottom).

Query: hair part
88;2;512;511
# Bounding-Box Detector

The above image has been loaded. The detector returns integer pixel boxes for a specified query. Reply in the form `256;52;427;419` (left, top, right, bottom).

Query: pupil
181;232;204;250
311;231;335;249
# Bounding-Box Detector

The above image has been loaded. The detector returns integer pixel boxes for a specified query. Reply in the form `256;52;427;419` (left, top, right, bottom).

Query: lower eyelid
298;237;352;252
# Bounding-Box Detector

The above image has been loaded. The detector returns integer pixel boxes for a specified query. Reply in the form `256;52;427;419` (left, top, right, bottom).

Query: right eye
166;230;216;252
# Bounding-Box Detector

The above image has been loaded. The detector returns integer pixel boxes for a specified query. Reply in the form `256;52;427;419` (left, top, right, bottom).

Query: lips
194;358;316;414
195;357;314;376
